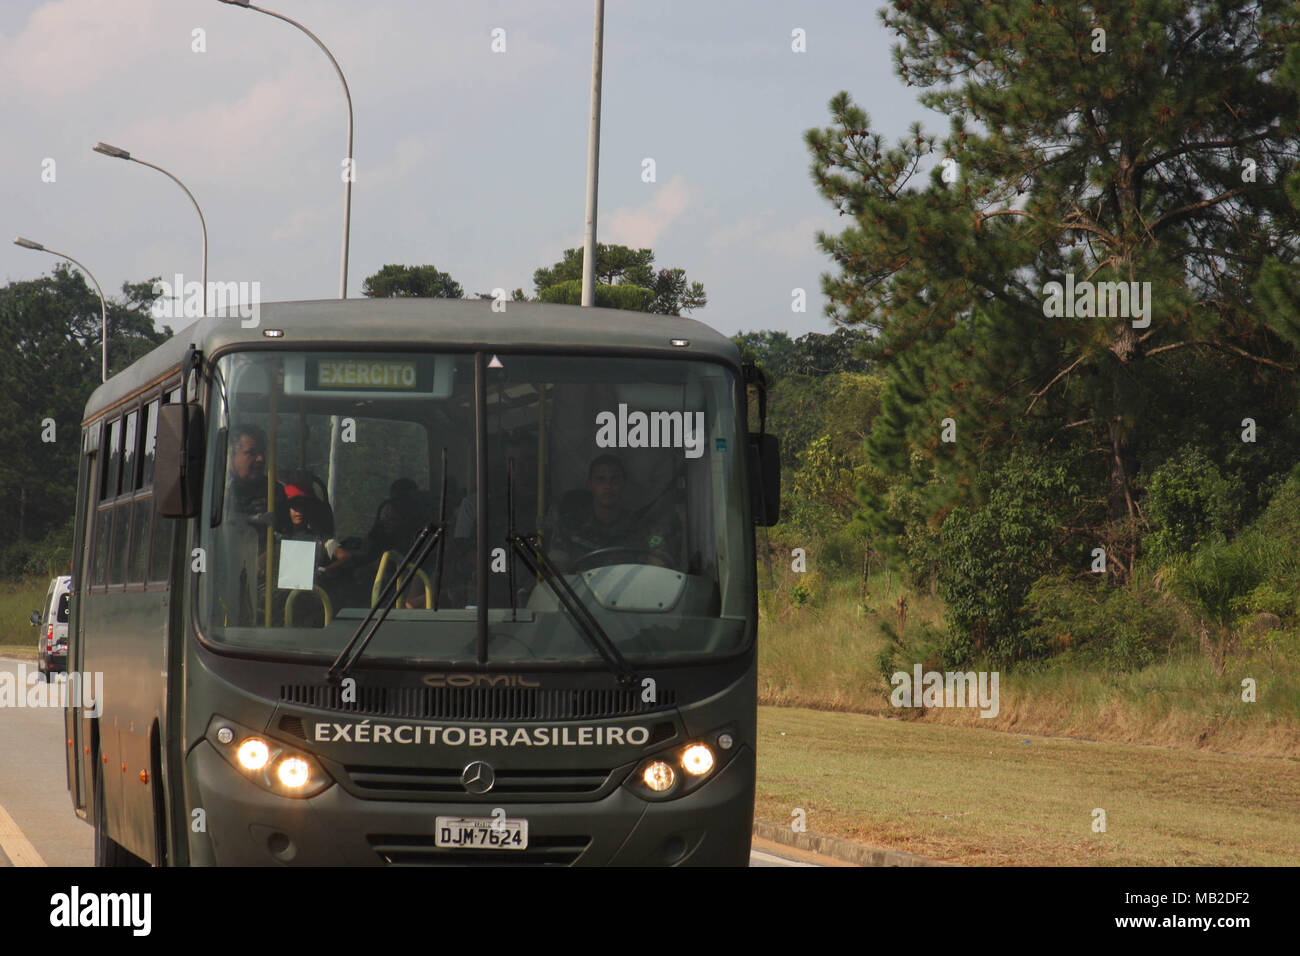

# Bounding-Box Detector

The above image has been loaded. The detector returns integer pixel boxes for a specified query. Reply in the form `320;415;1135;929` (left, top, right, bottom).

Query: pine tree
809;0;1300;582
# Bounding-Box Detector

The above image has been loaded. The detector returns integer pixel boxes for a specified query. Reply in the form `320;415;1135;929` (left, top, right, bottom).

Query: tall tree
809;0;1300;582
361;264;463;299
0;266;169;561
533;243;706;315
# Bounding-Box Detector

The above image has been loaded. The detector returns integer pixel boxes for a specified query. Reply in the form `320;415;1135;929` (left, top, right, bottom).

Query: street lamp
14;237;109;383
93;142;208;315
217;0;353;299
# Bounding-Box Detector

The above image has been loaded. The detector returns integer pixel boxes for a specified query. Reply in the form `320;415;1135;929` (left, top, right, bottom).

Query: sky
0;0;931;339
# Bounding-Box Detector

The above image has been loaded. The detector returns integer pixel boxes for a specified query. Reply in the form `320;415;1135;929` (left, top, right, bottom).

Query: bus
65;298;780;866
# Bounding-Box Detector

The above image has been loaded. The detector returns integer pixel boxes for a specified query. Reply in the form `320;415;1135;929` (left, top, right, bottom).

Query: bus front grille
344;764;613;798
366;833;590;866
279;684;676;721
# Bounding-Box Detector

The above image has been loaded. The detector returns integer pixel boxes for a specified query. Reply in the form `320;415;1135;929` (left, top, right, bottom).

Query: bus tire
94;765;139;867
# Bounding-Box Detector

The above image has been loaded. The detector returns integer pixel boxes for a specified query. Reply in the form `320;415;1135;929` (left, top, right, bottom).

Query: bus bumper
189;740;754;866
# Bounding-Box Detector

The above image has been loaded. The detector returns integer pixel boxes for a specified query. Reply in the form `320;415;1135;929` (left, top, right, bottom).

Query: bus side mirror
156;403;206;518
747;432;780;526
29;610;40;627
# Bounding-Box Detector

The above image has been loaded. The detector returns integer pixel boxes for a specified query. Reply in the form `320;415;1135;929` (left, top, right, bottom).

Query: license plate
435;816;528;850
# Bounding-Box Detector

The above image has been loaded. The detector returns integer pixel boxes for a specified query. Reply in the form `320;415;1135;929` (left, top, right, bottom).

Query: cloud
603;175;694;248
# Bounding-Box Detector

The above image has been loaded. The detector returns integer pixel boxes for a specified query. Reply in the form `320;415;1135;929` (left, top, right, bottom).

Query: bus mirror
747;432;781;527
29;610;40;627
157;403;206;518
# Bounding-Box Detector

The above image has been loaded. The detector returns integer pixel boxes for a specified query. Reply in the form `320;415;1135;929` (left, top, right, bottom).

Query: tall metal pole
94;143;207;316
220;0;355;508
131;158;208;314
581;0;605;307
14;238;108;383
220;1;353;299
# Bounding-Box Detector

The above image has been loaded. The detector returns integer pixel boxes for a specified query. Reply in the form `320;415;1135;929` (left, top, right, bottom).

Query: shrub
1023;574;1187;672
936;450;1083;667
1142;446;1243;565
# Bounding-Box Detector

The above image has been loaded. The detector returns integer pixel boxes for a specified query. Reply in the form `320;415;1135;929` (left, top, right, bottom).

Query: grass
0;574;45;659
755;705;1300;865
758;563;1300;759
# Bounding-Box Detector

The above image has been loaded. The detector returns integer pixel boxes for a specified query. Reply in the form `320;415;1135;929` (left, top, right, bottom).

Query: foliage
361;264;463;299
1141;445;1243;566
808;1;1300;583
936;450;1087;667
532;244;706;315
0;266;168;576
1024;574;1186;672
537;279;654;311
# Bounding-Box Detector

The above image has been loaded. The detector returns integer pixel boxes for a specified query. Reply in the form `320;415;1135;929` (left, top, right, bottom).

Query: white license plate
435;816;528;850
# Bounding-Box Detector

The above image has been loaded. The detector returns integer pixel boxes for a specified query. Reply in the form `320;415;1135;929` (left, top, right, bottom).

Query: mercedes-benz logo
461;760;495;794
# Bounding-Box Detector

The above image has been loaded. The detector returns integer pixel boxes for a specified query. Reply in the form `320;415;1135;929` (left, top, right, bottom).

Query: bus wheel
94;766;139;867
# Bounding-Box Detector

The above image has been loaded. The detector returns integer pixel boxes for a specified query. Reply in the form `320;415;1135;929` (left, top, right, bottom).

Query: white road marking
0;800;46;867
750;847;815;867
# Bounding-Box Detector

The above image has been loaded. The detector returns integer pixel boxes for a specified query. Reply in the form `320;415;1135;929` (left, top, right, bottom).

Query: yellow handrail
284;586;333;626
372;550;432;609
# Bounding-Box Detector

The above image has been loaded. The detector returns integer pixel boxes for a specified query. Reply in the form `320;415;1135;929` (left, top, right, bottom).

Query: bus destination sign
313;359;418;390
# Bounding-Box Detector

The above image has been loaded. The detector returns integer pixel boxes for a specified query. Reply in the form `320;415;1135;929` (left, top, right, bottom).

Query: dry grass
756;705;1300;865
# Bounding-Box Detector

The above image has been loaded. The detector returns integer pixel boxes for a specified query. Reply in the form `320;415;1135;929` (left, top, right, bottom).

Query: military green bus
66;299;779;866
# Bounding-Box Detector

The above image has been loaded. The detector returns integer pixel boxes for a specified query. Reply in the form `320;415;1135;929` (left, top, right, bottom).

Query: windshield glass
197;350;749;664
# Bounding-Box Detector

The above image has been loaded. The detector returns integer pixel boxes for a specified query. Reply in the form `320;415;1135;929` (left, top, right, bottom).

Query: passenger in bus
225;424;291;625
328;493;429;609
280;480;337;626
546;454;683;572
226;423;289;530
284;480;338;561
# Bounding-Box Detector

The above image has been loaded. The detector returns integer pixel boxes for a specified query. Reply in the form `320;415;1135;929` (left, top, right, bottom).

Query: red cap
285;484;308;499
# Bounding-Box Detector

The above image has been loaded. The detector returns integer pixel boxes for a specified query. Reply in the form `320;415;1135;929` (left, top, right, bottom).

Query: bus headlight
681;744;714;776
206;718;333;799
627;727;738;801
277;756;311;789
643;760;676;792
237;738;270;771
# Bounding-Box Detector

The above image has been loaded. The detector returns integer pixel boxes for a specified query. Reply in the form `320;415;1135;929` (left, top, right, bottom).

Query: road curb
753;820;956;867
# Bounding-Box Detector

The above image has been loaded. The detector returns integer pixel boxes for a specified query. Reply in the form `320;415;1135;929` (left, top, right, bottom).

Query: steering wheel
570;546;681;574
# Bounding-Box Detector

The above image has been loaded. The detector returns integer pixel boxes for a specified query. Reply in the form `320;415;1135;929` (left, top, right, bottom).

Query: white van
30;575;72;680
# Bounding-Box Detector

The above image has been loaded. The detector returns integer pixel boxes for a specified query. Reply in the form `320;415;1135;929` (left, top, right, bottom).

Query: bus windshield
197;349;750;665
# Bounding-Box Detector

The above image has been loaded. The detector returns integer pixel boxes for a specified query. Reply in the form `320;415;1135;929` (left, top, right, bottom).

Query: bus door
67;423;99;817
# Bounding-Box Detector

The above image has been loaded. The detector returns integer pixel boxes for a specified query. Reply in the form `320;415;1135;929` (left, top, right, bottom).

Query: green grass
0;574;46;659
756;705;1300;865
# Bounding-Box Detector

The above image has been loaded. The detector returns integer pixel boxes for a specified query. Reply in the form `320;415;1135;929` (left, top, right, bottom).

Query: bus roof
83;299;741;423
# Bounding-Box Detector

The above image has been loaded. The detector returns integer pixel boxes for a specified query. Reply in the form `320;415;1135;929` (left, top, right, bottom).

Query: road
0;657;816;868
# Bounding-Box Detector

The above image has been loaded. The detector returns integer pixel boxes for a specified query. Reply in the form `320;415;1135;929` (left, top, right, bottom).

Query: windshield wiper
326;520;444;683
505;457;635;686
327;448;451;683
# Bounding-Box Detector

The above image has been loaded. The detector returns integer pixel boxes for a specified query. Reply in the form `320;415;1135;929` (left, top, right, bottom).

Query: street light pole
93;143;208;315
14;237;109;383
218;0;353;299
581;0;605;308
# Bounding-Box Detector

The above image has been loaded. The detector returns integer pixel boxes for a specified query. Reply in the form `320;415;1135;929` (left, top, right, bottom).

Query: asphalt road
0;657;814;868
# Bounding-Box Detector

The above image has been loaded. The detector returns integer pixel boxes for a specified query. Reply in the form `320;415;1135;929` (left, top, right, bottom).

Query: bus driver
547;454;682;572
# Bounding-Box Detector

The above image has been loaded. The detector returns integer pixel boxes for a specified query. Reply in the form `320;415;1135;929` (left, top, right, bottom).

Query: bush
937;450;1083;667
1024;574;1187;672
538;280;654;311
1142;446;1243;565
0;516;73;580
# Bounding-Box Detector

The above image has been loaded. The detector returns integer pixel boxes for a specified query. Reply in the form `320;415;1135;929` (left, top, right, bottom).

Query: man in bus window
225;423;289;624
227;424;289;526
547;454;682;572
